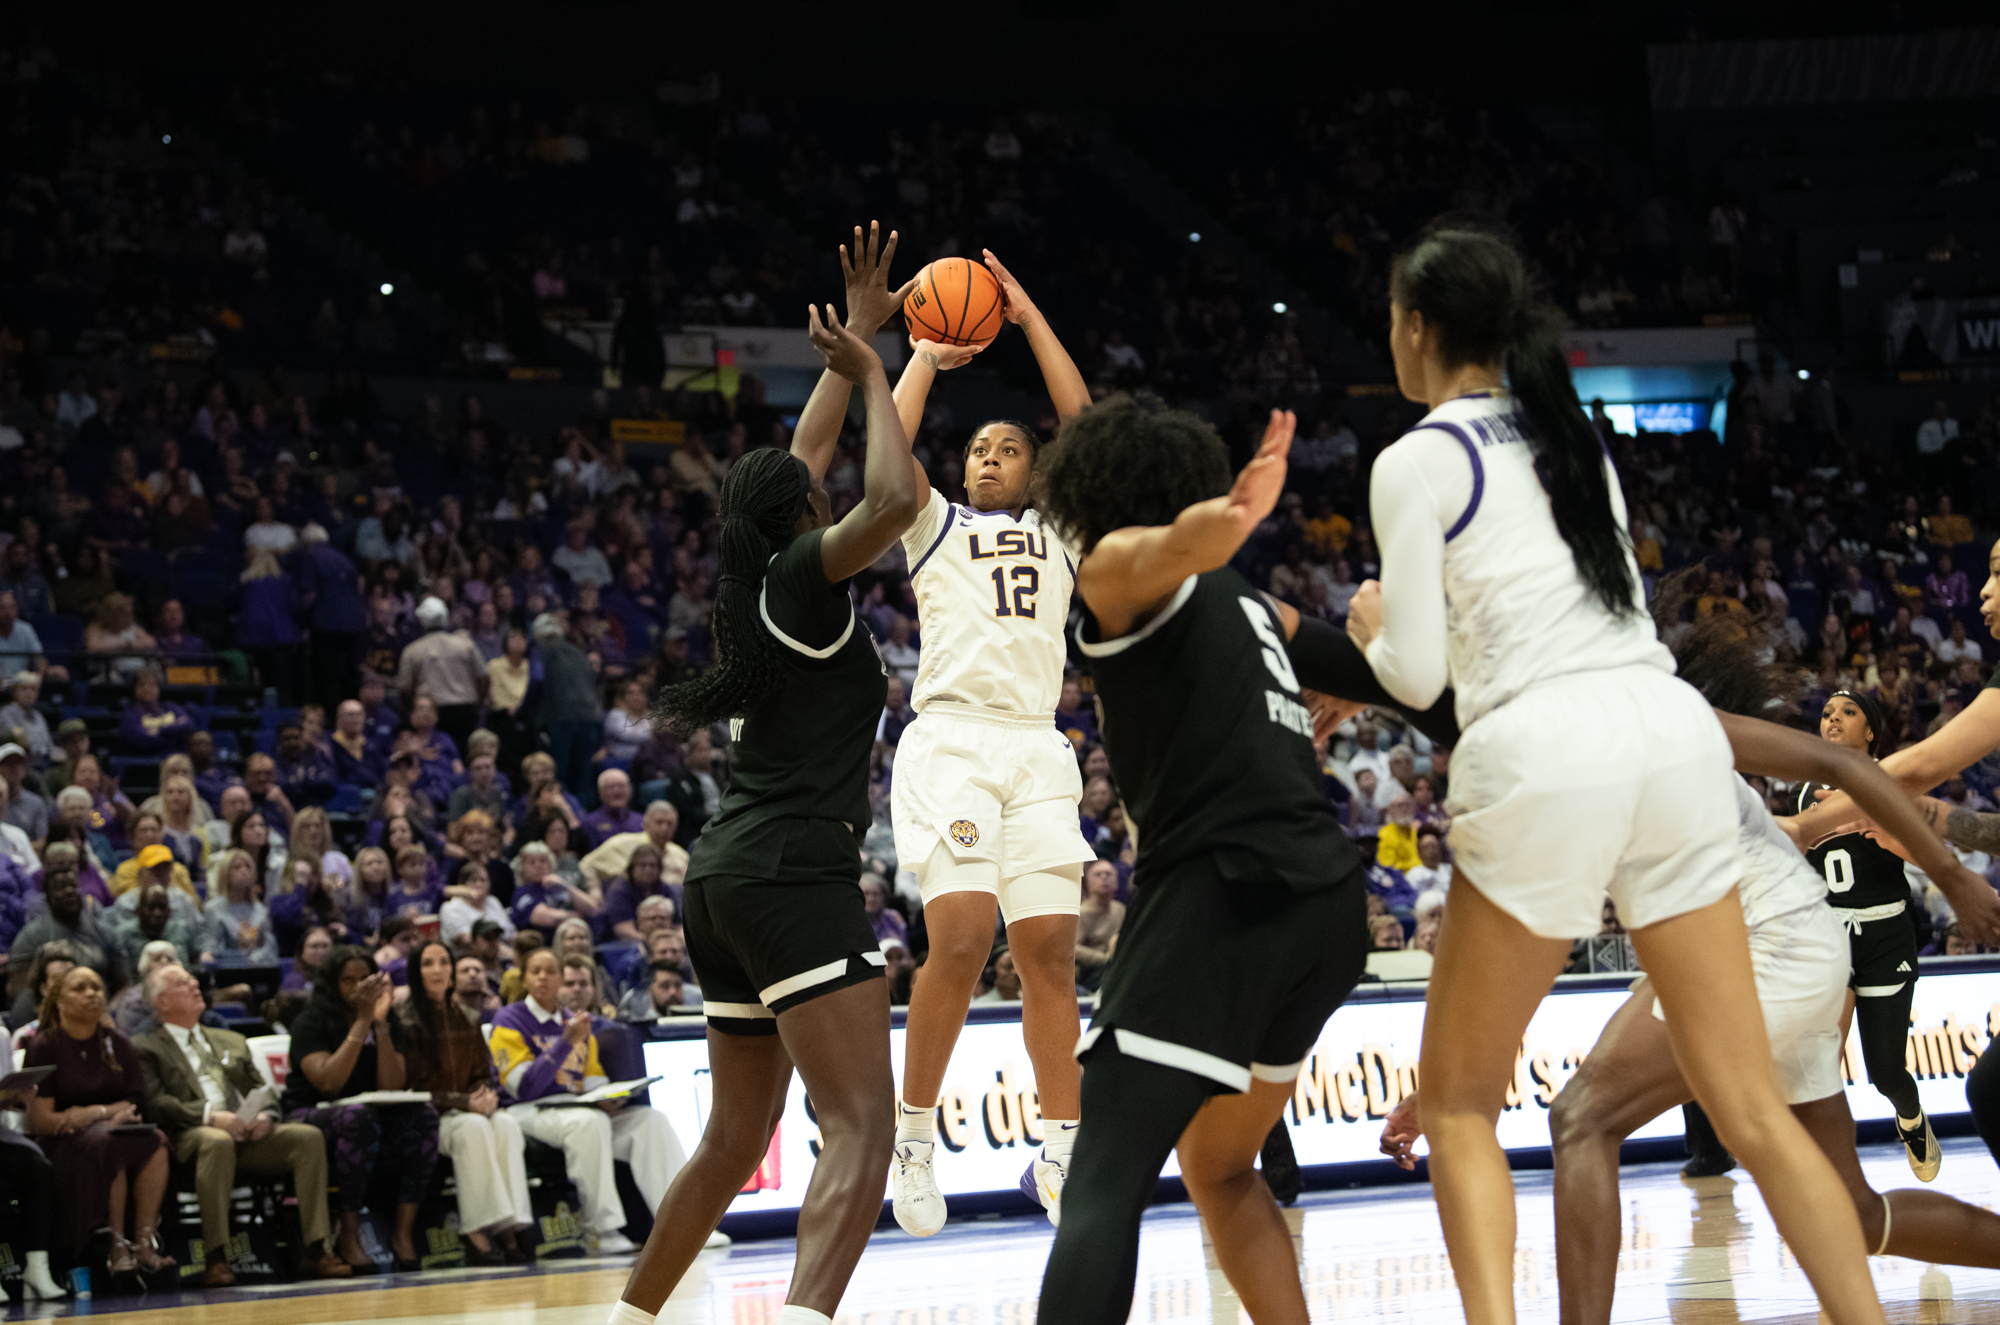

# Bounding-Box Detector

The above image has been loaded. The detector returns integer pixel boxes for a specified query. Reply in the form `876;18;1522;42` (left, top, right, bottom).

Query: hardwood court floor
11;1136;2000;1325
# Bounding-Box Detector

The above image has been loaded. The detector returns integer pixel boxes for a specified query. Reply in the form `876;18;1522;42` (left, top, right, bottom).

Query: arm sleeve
1364;438;1452;708
1285;616;1462;748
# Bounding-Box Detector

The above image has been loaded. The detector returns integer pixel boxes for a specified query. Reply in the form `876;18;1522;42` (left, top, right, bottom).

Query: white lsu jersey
1374;392;1673;728
900;487;1077;716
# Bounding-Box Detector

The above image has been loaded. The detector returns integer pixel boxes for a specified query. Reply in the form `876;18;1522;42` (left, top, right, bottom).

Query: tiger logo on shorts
949;819;980;848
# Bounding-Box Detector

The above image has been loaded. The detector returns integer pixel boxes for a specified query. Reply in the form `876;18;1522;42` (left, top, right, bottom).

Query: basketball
904;256;1006;348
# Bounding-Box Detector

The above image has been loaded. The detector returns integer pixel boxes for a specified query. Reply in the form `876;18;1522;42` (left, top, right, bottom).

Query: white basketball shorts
1445;665;1742;940
891;701;1095;922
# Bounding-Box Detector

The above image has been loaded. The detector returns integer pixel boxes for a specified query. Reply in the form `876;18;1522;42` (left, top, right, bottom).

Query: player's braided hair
1035;393;1232;554
1392;216;1638;620
1649;567;1805;720
651;448;812;736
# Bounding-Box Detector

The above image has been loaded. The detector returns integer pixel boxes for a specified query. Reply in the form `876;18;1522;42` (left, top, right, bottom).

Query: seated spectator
616;960;688;1021
137;962;350;1285
1928;494;1972;547
1053;675;1097;750
455;943;505;1019
208;807;288;899
242;752;297;834
582;768;644;847
1345;769;1387;835
658;728;723;845
8;938;78;1032
188;730;230;809
388;843;441;917
510;840;602;941
605;898;686;992
447;750;510;826
84;592;157;686
292;806;354;891
1074;861;1125;990
556;950;617;1020
0;742;48;848
1376;795;1422;872
71;755;136;855
45;719;93;797
446;809;513;904
272;722;336;809
1406;827;1454;894
511;751;585;840
151;598;206;660
10;865;119;991
973;947;1022;1003
442;861;516;950
272;855;357;953
601;679;652;765
49;821;116;906
396;940;529;1264
119;669;194;757
155;774;208;876
1369;914;1407;951
23;965;176;1278
203;784;250;863
112;816;201;905
403;692;466;789
0;779;32;874
1937;618;1982;669
1365;862;1419;925
283;926;335;992
601;843;680;940
0;672;52;768
330;699;384;789
110;879;207;975
490;948;701;1255
1409;773;1448;830
1079;775;1115;844
579;800;686;891
372;913;423;985
279;947;439;1271
204;850;280;966
498;931;542;1005
0;591;52;689
107;940;187;1039
861;872;905;945
347;847;392;939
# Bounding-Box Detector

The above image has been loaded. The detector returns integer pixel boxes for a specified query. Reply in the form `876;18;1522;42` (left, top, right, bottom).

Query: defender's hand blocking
1379;1089;1422;1171
982;249;1040;325
1226;408;1295;528
841;221;919;339
1301;689;1367;745
808;304;884;386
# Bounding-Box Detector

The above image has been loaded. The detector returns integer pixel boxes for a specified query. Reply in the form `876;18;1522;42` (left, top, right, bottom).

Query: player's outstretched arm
1264;593;1462;750
892;337;984;451
984;249;1089;422
1077;410;1292;639
807;304;925;583
792;222;916;482
1719;710;2000;943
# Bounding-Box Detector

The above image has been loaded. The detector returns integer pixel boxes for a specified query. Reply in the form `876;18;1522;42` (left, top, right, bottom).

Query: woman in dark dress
22;965;177;1280
280;946;440;1272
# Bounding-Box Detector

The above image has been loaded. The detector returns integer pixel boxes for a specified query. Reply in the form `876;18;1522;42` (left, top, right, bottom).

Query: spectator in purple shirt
273;720;337;808
579;768;643;847
151;599;207;660
187;731;231;810
599;843;681;940
507;841;602;941
118;668;195;756
329;699;383;789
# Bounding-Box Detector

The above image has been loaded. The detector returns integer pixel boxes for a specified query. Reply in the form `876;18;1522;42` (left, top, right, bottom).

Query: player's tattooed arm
793;222;917;482
983;249;1089;421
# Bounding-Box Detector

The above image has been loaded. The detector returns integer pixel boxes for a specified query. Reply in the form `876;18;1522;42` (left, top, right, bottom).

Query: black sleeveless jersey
1794;780;1911;911
1075;567;1359;893
686;528;886;883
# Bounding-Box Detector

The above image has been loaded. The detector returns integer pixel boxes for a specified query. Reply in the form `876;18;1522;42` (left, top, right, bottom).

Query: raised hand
807;303;884;387
842;222;919;339
1224;409;1295;528
561;1008;593;1048
909;335;985;373
982;249;1040;325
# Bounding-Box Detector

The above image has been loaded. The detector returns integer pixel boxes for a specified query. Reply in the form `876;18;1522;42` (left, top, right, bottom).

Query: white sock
896;1100;935;1145
777;1307;833;1325
1041;1119;1079;1162
608;1301;657;1325
1898;1113;1924;1130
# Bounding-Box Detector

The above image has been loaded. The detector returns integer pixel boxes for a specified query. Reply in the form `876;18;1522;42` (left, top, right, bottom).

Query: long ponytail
1391;218;1638;619
651;448;812;736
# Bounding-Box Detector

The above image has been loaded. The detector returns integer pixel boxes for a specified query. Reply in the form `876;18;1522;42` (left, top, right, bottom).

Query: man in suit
135;964;352;1285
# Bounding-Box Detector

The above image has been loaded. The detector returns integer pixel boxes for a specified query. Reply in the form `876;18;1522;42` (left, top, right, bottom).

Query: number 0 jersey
901;488;1078;717
1794;781;1913;911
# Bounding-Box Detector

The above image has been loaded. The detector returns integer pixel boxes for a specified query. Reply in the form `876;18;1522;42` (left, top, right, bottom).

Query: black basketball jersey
686;528;886;883
1075;567;1359;892
1794;781;1911;911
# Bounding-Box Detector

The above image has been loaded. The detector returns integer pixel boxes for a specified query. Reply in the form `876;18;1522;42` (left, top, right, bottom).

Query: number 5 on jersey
991;565;1039;619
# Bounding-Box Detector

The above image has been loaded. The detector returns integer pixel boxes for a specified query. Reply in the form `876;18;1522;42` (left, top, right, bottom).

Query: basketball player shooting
885;250;1096;1234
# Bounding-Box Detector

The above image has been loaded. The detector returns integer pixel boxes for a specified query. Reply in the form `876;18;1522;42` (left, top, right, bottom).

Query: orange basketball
903;257;1005;348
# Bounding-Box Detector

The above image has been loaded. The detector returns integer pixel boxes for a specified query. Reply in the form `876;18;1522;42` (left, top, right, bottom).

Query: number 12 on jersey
991;565;1039;619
